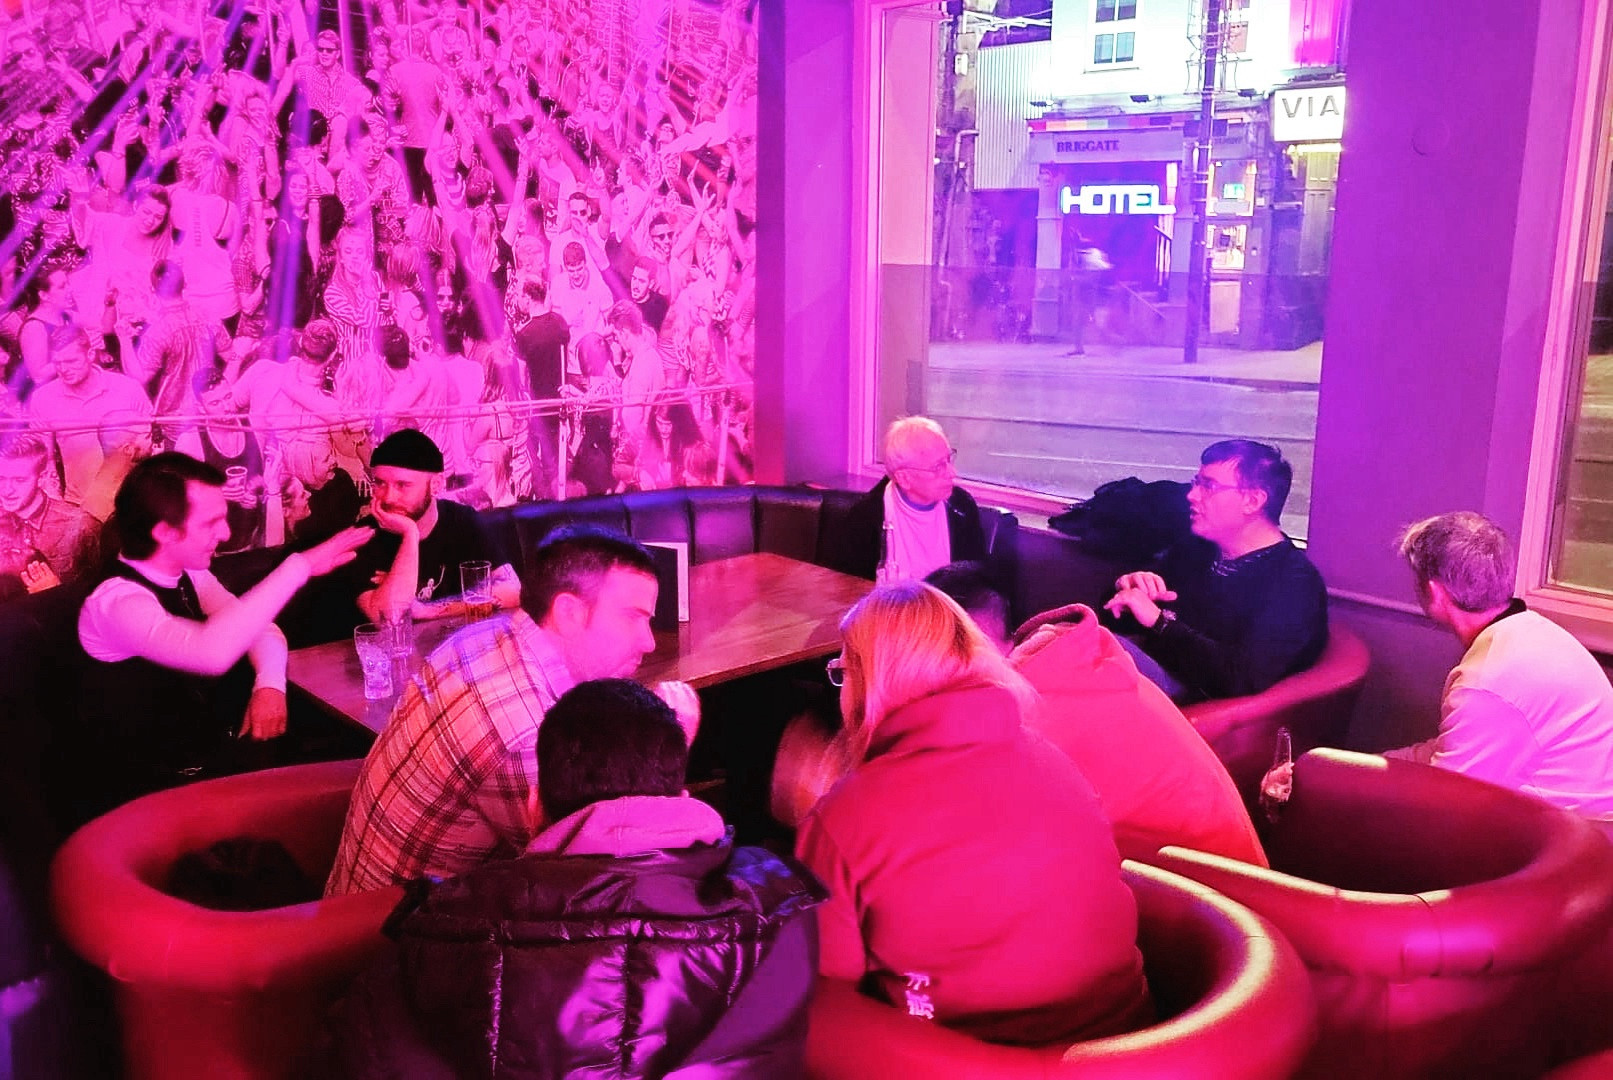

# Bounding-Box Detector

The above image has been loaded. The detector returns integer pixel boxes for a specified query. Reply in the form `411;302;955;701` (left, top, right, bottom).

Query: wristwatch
1151;608;1177;634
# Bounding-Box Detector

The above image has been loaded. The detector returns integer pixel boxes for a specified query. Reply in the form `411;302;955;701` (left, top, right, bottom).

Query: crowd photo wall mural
0;0;759;598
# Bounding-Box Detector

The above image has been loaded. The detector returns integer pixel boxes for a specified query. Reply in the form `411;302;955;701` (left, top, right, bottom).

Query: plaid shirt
325;610;575;896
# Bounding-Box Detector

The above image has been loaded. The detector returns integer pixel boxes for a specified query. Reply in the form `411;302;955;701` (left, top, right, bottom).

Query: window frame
1091;0;1139;66
1517;0;1613;649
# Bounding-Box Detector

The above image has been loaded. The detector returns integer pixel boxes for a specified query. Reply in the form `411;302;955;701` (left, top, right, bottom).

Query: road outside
918;339;1323;537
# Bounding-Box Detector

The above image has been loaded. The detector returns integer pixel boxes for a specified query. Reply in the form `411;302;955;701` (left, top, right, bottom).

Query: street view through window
874;0;1348;537
1554;92;1613;594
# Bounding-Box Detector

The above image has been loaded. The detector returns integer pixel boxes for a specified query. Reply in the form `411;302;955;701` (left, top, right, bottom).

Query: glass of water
354;624;393;701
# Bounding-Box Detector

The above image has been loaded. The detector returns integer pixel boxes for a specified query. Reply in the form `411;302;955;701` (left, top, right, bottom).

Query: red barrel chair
1180;623;1370;813
50;760;402;1080
805;861;1316;1080
1147;748;1613;1080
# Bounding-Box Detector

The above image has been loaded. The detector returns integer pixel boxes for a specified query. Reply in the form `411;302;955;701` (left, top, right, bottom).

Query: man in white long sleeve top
1386;511;1613;825
77;452;370;813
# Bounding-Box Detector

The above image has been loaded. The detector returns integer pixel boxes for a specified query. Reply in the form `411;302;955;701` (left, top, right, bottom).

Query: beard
381;490;433;522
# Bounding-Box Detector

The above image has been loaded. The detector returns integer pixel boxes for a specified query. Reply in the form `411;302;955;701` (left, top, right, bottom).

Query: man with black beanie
347;428;520;625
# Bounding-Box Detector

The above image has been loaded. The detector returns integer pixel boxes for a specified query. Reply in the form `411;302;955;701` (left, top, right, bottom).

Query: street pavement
915;339;1323;536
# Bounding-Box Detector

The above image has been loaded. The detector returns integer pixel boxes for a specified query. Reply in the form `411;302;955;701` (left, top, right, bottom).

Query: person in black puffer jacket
329;678;827;1080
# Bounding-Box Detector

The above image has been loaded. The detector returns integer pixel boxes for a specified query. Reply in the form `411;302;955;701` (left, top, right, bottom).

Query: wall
1308;0;1592;746
0;0;760;595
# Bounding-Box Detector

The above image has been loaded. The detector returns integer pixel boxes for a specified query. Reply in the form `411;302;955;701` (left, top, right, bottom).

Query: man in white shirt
550;241;614;340
27;326;152;506
77;452;370;812
829;416;987;583
1384;512;1613;822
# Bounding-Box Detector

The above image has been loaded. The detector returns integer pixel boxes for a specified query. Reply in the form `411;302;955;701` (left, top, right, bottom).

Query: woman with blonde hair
796;581;1150;1047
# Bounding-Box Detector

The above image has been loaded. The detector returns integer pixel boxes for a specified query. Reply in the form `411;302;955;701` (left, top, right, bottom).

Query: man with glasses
831;416;987;583
1103;439;1327;703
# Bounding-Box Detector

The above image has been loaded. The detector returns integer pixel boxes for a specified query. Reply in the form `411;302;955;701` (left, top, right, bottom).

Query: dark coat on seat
331;837;826;1079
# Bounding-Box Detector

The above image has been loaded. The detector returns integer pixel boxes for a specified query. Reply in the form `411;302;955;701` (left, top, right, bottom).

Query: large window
1533;35;1613;601
861;0;1347;538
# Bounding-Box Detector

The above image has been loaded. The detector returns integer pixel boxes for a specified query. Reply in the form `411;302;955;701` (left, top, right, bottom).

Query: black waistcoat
76;564;255;807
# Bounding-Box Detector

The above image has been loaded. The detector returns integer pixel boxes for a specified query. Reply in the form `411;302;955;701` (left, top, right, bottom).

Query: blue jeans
1116;634;1193;704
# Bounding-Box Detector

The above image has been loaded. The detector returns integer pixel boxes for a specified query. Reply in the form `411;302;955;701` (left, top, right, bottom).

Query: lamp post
1182;0;1225;365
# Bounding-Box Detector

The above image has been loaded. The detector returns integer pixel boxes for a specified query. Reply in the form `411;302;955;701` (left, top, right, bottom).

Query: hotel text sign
1271;85;1345;142
1059;184;1177;216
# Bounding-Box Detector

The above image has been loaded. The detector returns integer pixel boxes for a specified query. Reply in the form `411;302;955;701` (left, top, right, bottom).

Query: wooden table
288;552;873;733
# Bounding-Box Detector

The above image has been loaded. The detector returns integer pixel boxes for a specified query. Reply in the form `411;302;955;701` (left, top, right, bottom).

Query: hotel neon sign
1059;184;1177;216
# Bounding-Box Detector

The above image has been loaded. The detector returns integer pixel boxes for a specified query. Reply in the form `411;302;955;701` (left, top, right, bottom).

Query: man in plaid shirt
326;526;699;895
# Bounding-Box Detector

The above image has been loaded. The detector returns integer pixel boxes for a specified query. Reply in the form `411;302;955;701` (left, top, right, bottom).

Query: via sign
1059;184;1177;216
1271;85;1345;142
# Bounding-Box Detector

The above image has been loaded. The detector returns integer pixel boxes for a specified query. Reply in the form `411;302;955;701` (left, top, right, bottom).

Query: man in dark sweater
1104;440;1327;703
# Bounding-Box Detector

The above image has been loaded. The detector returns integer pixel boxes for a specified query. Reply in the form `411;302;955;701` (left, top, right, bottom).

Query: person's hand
368;496;419;538
262;443;285;492
112;112;141;149
1012;603;1089;645
652;680;701;745
1104;587;1163;629
21;560;60;593
299;525;374;576
1113;571;1177;602
1261;761;1294;803
240;687;288;740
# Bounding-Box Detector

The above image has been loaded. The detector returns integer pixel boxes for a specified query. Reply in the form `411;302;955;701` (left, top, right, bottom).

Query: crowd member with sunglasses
1103;438;1328;703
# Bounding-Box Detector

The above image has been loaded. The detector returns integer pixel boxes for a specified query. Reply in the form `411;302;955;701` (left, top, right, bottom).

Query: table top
288;552;872;733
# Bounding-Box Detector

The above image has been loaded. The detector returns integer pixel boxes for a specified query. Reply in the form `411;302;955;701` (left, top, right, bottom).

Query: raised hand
299;525;375;576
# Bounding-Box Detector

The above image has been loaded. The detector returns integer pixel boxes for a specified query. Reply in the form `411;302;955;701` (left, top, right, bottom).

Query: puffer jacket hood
361;833;825;1079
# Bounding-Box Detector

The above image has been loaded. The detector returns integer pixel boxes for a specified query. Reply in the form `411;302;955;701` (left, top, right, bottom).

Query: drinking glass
461;560;494;622
381;609;415;693
1260;726;1294;823
354;624;393;701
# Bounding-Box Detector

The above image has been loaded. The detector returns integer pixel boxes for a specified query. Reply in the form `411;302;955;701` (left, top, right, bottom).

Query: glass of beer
461;560;494;622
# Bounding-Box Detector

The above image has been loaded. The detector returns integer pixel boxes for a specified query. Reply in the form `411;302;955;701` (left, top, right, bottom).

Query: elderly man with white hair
1384;512;1613;823
830;416;987;583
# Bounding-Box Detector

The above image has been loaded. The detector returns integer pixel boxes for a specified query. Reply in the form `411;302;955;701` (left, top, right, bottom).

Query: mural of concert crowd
0;0;759;599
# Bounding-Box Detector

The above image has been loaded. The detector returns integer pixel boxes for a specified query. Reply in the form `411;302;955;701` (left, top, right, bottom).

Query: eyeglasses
896;448;958;476
1188;473;1243;496
825;655;845;687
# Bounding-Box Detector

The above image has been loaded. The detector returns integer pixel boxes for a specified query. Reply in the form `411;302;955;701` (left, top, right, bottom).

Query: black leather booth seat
483;484;1019;583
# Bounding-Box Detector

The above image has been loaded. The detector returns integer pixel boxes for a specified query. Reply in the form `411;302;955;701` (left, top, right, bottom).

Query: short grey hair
883;416;948;469
1396;512;1516;612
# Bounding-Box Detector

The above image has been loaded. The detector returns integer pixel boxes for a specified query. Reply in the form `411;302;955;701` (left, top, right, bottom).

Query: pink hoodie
1012;606;1267;866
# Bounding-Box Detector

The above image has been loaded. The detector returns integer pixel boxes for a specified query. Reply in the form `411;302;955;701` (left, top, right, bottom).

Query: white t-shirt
1432;609;1613;820
881;482;952;584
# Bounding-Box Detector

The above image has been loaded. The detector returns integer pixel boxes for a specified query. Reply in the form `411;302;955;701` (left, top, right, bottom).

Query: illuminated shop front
1027;108;1263;345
